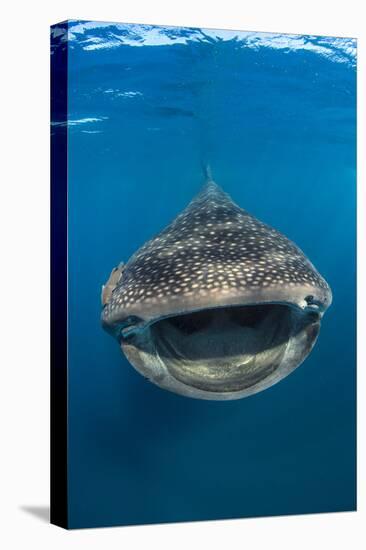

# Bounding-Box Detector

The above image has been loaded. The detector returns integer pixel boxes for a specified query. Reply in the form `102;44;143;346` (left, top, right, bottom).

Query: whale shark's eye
120;304;320;399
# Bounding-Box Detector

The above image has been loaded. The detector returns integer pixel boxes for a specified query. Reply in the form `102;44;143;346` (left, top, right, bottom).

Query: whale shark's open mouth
120;303;320;399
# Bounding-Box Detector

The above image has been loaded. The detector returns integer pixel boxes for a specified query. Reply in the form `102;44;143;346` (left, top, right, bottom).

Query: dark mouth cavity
166;304;280;335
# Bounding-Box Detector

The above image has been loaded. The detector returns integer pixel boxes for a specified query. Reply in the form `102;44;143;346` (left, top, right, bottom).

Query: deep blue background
59;22;356;528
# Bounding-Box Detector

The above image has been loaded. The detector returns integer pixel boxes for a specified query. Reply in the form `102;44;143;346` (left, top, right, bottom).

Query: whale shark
101;170;332;400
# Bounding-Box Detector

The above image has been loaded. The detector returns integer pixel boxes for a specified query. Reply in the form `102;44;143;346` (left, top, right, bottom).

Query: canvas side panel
50;21;68;529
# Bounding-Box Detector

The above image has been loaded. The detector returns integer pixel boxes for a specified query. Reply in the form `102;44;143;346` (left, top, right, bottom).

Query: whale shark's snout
101;175;332;400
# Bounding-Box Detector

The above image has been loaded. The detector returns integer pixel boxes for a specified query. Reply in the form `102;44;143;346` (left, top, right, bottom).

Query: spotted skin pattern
102;180;331;327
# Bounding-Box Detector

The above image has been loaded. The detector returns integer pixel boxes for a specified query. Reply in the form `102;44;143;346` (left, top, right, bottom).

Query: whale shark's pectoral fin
101;262;125;306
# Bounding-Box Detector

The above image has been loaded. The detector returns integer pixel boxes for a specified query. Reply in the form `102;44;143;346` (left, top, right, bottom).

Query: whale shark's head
102;178;332;400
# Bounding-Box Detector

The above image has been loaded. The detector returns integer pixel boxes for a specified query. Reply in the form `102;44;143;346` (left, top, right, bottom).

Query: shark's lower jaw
120;303;321;400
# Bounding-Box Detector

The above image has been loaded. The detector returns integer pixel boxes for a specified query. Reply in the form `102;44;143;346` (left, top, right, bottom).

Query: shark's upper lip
103;283;331;340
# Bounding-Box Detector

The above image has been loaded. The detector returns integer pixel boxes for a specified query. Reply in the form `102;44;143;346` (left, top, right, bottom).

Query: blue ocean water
52;21;356;528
